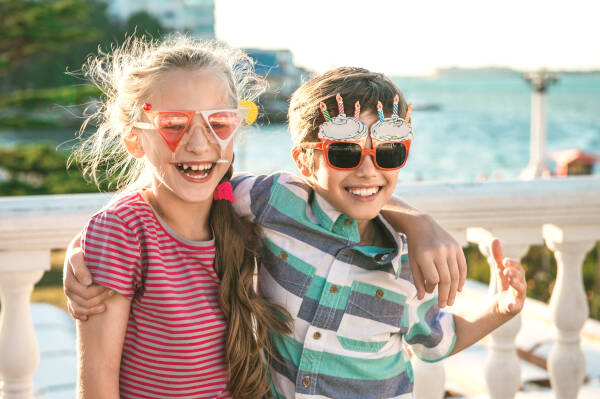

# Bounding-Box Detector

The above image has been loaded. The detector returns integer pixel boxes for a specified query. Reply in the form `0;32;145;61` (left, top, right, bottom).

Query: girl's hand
491;239;526;316
63;234;113;321
406;214;467;307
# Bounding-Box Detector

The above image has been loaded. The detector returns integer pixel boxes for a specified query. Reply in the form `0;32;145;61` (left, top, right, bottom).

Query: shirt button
374;253;384;261
376;289;385;298
330;285;338;294
302;376;311;387
279;251;288;260
344;219;353;226
313;331;322;340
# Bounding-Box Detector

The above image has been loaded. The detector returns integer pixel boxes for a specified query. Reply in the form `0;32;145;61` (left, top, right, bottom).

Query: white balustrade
543;224;597;399
0;178;599;398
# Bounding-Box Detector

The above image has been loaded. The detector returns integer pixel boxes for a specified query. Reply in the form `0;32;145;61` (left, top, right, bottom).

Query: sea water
2;74;599;183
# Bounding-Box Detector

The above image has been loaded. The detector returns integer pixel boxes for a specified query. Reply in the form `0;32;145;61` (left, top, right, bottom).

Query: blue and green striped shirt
232;172;456;399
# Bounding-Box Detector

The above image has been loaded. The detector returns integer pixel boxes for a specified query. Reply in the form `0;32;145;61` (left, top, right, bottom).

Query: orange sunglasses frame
301;138;412;171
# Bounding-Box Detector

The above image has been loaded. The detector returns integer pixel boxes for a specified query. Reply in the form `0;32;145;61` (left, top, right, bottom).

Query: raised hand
490;238;526;316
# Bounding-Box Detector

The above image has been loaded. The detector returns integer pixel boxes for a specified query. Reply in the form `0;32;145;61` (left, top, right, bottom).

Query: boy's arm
77;291;130;398
449;239;526;355
63;234;114;320
381;196;467;307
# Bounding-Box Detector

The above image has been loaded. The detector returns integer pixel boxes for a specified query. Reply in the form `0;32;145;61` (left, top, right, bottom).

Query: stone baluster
543;224;597;399
467;227;537;399
0;250;50;399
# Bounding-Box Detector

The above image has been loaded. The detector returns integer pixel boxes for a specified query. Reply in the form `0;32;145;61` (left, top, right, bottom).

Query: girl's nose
184;123;216;154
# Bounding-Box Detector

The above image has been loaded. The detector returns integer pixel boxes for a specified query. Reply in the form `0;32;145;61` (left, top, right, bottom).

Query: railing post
543;224;596;399
0;250;50;399
467;227;536;399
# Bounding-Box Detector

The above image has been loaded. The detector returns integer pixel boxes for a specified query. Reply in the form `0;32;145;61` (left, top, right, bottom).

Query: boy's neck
146;188;212;242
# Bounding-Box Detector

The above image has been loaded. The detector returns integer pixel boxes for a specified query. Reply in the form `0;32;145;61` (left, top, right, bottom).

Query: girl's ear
291;148;312;177
123;129;145;158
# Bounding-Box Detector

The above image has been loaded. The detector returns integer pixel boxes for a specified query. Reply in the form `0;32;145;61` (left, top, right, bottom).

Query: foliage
0;0;168;91
0;85;101;109
0;143;112;195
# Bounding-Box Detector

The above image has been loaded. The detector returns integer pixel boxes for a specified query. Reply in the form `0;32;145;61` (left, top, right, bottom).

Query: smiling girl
74;36;290;398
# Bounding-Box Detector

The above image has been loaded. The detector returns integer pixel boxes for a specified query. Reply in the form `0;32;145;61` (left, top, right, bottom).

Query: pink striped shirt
82;192;230;398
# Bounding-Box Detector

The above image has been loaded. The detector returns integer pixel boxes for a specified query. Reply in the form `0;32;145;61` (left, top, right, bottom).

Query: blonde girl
74;35;289;398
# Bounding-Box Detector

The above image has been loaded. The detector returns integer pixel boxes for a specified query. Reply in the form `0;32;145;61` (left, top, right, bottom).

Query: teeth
348;187;379;197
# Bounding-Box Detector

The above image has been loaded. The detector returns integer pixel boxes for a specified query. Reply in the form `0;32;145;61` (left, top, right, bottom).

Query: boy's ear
123;129;145;158
292;147;312;177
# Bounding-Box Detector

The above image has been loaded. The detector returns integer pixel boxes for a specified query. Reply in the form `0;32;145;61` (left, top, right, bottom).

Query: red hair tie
213;182;234;203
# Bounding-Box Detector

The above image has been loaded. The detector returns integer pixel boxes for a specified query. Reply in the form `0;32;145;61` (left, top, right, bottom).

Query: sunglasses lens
155;113;190;146
207;111;242;140
327;142;362;169
376;142;407;169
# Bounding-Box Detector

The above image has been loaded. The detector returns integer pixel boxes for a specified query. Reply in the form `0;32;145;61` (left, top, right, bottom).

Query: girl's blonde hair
74;34;265;190
74;35;291;398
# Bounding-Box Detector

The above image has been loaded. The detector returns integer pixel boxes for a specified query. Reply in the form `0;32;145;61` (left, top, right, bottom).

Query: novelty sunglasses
300;95;413;170
301;138;412;170
132;101;258;152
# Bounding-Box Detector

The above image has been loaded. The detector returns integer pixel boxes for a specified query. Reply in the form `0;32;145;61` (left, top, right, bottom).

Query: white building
108;0;215;38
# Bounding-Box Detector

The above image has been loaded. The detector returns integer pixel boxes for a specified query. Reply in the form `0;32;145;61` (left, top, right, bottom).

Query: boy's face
305;111;400;223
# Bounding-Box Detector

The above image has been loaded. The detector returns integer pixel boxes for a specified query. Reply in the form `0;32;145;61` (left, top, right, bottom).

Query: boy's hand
62;234;113;321
406;215;467;308
491;239;526;316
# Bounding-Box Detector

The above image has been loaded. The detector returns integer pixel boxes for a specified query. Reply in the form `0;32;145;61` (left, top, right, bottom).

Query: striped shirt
232;172;456;399
81;192;230;399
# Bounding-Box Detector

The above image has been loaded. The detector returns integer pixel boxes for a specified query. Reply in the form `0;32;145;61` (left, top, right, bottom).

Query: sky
214;0;600;76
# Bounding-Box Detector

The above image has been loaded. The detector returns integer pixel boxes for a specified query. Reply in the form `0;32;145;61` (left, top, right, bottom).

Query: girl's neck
145;186;212;242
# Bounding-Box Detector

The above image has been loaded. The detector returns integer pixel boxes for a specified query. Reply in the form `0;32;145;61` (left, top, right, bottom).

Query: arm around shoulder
77;291;130;399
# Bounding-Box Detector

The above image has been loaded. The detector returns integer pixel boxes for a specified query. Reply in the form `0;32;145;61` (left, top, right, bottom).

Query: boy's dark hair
288;66;409;147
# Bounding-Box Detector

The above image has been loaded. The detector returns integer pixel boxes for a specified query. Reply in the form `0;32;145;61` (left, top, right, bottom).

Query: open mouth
174;162;215;180
344;186;382;198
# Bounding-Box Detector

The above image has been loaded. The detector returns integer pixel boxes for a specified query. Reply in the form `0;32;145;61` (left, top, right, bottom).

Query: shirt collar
309;192;406;277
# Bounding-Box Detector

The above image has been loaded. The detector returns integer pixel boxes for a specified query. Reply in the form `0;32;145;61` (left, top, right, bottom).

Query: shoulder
87;191;151;237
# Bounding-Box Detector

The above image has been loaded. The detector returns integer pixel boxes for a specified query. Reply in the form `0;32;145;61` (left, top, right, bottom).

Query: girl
74;36;290;398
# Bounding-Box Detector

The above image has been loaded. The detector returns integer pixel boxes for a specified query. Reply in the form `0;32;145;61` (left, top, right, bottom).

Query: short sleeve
403;292;456;363
231;173;280;223
81;211;142;299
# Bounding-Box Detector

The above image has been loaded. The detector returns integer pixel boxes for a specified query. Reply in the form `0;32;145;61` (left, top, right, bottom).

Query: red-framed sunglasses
132;101;258;152
301;138;412;170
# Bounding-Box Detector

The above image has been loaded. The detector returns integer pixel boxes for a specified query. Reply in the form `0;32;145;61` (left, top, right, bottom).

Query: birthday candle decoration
354;101;360;121
320;102;332;122
377;101;385;122
405;104;413;124
336;93;345;117
392;95;399;119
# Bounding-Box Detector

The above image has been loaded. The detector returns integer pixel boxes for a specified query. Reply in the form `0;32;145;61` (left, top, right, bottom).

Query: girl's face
136;68;234;205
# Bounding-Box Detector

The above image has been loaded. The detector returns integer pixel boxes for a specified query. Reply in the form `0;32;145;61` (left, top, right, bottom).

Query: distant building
244;49;311;121
107;0;215;38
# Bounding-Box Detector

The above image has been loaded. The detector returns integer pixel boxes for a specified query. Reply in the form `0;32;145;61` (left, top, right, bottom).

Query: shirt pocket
336;280;407;353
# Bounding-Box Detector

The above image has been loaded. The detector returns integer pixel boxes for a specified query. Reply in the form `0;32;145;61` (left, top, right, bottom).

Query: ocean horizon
1;74;599;185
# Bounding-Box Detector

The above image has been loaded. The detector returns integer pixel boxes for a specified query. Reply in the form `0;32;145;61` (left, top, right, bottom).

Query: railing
0;176;599;399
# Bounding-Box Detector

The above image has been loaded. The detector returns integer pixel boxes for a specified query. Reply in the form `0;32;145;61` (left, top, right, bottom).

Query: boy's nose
356;153;378;177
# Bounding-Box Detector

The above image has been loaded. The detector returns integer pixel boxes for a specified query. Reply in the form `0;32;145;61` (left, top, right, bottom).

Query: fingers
446;255;460;306
434;257;451;308
503;259;526;298
457;248;467;292
490;238;509;291
409;259;426;299
416;253;439;294
70;248;93;286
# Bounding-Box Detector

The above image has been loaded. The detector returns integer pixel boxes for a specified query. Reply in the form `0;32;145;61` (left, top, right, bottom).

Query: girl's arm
449;239;526;355
77;291;130;398
381;196;467;307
